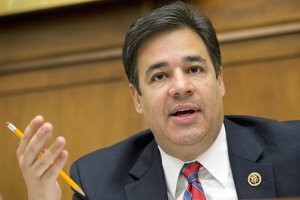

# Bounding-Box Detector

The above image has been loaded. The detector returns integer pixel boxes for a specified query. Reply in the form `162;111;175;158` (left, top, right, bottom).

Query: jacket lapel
224;117;277;199
124;139;168;200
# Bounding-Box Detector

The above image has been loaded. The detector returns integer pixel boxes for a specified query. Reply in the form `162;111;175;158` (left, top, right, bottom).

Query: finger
22;122;53;168
17;115;44;156
33;136;66;177
42;149;69;182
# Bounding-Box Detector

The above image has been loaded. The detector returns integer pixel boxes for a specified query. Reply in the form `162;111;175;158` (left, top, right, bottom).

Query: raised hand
16;115;68;200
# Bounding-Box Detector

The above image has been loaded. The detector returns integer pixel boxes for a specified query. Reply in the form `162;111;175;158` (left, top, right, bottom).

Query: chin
173;132;205;146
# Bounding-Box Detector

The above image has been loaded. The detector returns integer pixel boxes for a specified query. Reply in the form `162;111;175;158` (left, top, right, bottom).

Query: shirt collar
158;146;184;200
158;123;230;199
197;123;230;186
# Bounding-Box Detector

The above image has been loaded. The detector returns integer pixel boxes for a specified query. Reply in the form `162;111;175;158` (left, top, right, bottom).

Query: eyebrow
183;55;206;63
145;61;169;77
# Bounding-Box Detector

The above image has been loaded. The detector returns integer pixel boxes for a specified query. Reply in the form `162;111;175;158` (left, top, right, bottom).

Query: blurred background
0;0;299;199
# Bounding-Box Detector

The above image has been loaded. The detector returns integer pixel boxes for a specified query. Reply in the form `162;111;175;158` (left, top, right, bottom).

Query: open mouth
170;109;199;117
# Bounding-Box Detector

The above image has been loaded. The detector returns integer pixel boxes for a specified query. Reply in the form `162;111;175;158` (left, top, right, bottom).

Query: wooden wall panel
221;31;300;65
208;0;300;120
0;59;124;95
223;56;300;120
0;0;299;199
0;1;147;69
220;29;300;120
196;0;300;31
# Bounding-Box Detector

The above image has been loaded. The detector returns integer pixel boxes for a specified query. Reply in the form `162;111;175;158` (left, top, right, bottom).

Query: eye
151;72;168;82
188;66;203;74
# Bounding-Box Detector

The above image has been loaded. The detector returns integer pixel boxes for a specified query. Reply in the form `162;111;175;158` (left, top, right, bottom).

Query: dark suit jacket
70;116;300;199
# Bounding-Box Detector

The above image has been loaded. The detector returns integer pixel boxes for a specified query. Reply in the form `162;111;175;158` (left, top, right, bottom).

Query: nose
168;74;195;98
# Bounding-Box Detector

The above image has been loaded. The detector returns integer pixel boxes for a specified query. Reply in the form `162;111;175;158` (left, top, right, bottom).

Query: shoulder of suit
224;115;300;142
74;129;155;164
225;115;300;128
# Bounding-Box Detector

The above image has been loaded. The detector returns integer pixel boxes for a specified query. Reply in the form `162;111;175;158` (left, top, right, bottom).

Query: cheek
141;92;165;114
201;83;223;107
140;96;166;129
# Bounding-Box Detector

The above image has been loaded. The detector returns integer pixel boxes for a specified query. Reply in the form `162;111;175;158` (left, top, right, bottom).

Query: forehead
136;28;211;69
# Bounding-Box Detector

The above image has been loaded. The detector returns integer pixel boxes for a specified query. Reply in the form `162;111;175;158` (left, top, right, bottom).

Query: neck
161;136;218;161
156;121;223;161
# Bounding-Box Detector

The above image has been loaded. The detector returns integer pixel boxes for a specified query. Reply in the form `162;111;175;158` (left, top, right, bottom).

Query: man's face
130;28;225;159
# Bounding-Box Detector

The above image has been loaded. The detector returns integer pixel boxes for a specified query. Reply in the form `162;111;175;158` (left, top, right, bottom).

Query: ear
129;84;143;114
218;67;226;97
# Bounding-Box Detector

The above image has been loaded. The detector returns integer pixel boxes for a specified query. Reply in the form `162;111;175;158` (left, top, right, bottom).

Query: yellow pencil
5;122;86;197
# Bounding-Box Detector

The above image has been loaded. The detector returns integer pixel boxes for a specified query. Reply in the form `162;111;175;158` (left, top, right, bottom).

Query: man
17;2;300;200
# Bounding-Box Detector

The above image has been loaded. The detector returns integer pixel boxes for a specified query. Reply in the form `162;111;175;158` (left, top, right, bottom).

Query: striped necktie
181;161;207;200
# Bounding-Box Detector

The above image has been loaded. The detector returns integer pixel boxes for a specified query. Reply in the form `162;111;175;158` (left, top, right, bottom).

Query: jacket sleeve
70;161;87;200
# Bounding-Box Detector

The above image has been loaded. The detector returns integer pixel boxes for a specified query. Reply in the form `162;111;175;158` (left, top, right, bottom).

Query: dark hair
122;1;221;94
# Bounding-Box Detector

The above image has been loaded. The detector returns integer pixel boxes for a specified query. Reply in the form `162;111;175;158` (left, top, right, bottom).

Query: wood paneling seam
0;22;299;74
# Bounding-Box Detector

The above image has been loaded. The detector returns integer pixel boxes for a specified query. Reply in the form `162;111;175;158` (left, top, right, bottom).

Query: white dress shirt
158;123;238;200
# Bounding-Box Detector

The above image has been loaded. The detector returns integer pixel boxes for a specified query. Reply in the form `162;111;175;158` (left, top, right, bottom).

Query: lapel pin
248;172;262;187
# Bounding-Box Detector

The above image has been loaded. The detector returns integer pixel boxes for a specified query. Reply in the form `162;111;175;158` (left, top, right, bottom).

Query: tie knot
180;161;202;184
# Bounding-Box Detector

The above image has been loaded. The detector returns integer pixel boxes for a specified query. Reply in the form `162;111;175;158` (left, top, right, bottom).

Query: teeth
172;109;196;117
178;109;190;112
